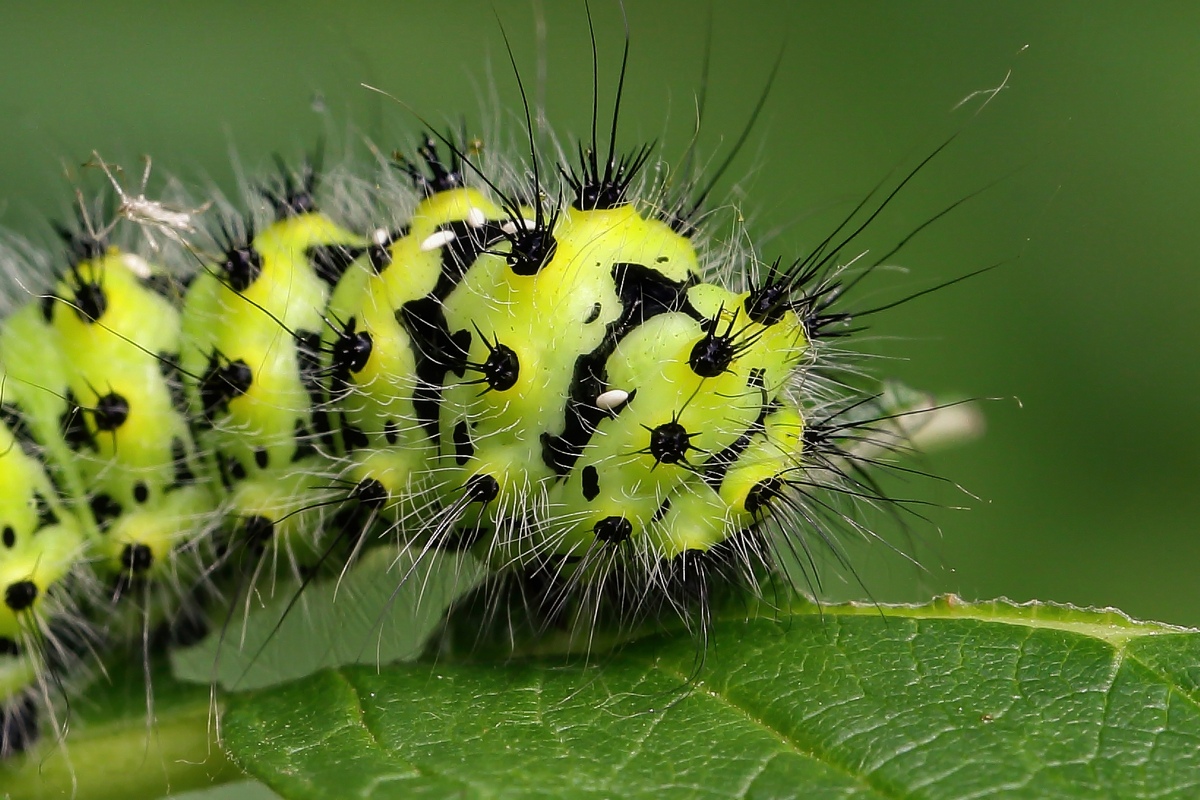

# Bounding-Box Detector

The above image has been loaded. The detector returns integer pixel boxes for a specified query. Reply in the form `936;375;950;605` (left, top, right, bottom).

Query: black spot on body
341;423;368;452
701;401;775;490
296;330;331;441
438;220;494;287
383;420;399;445
397;299;472;445
581;466;600;501
40;294;56;322
158;354;190;416
1;527;14;548
254;448;269;469
90;493;122;531
133;481;149;504
453;420;474;465
241;515;274;548
291;420;318;463
229;460;247;482
368;243;393;274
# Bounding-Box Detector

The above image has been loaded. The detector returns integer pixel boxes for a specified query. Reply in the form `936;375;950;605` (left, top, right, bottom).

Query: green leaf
222;599;1200;799
0;655;237;800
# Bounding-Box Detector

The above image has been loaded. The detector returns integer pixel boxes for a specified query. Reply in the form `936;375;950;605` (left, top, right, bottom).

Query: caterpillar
0;5;988;774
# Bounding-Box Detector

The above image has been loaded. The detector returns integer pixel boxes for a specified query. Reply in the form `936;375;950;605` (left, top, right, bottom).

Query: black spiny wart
64;270;107;323
261;152;320;219
393;134;465;197
332;318;373;379
593;515;633;545
215;217;262;292
349;478;388;510
4;581;37;612
565;142;653;211
92;391;130;431
465;328;520;392
648;419;693;466
199;355;253;422
504;219;558;277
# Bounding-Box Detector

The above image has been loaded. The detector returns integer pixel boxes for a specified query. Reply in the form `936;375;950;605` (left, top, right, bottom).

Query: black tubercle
564;142;654;211
464;474;499;505
465;329;520;393
199;354;253;423
593;515;633;545
295;330;331;443
61;265;107;323
541;261;700;476
260;151;321;219
307;243;367;286
4;580;37;612
648;420;692;466
215;217;262;292
90;493;122;531
349;478;388;510
332;317;373;379
170;437;195;486
744;476;784;517
120;543;154;575
53;212;106;267
92;391;129;431
392;133;466;197
504;220;558;277
688;310;741;378
34;494;57;528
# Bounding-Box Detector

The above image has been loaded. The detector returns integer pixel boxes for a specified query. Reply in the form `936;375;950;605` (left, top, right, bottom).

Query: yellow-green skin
319;188;809;574
0;249;221;710
0;419;83;700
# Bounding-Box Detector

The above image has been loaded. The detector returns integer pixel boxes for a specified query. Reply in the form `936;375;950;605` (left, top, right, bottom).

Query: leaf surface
223;599;1200;799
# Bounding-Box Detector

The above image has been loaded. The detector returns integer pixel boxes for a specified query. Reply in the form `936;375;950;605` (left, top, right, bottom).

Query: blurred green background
0;0;1194;639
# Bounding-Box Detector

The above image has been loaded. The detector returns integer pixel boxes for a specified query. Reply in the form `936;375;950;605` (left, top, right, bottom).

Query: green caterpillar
0;25;975;762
